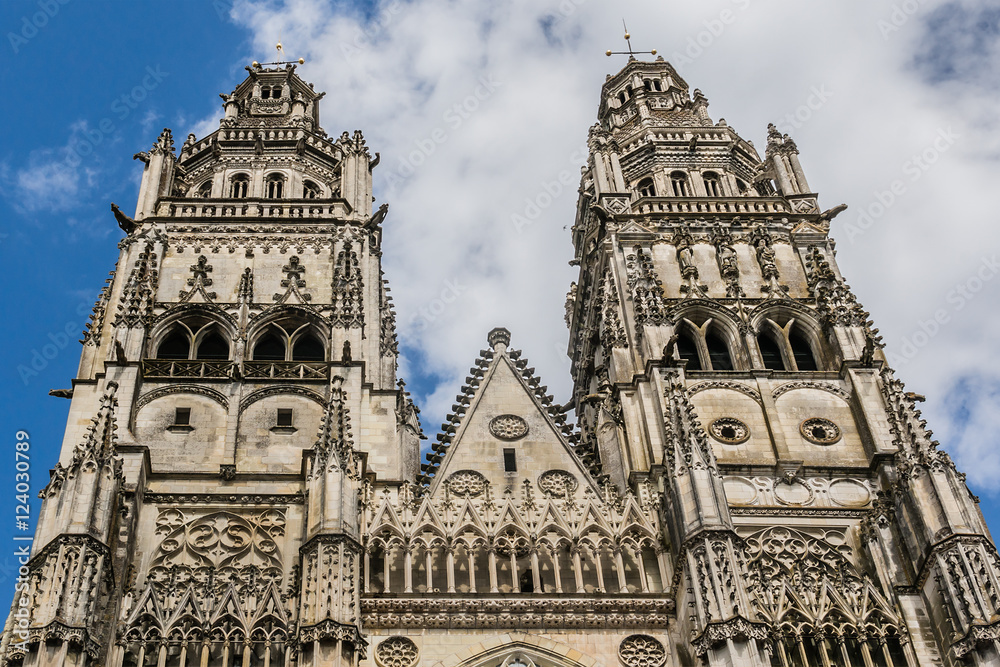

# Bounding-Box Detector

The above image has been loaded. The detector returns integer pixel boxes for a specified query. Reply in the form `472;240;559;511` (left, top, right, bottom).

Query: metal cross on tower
605;21;657;59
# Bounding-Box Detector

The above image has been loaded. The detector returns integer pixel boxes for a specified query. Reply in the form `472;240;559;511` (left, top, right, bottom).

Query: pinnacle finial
487;327;511;353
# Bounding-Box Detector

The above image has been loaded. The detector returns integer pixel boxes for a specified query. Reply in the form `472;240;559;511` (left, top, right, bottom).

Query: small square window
503;448;517;473
174;408;191;425
277;409;293;427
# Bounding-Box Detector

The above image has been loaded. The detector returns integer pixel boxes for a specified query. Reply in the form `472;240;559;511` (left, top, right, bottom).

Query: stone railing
632;197;789;216
142;359;234;379
242;361;328;380
142;359;328;381
156;197;352;220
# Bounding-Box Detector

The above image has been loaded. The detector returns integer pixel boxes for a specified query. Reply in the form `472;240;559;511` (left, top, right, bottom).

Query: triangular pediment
427;330;596;498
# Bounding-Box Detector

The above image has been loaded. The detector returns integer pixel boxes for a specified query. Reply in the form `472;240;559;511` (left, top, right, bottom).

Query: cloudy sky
1;0;1000;592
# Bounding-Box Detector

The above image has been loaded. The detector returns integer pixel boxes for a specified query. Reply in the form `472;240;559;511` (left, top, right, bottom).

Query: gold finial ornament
253;42;304;68
276;41;283;52
298;58;305;64
252;61;260;68
605;20;657;60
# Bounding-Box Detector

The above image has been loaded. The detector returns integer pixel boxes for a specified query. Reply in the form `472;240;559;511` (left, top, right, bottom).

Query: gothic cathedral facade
4;56;999;667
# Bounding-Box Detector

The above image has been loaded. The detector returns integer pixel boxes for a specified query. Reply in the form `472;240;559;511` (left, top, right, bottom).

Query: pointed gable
424;328;595;497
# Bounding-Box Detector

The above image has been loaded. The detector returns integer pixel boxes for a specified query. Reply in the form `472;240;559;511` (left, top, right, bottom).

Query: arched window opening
670;171;689;197
253;334;286;361
637;177;656;198
706;331;734;371
703;172;722;197
196;180;212;198
626;85;634;98
292;333;325;362
230;174;250;198
653;79;662;91
196;332;230;360
157;330;190;359
758;332;786;371
265;174;285;199
303;180;321;199
261;86;270;99
736;178;749;195
789;327;819;371
643;79;652;92
677;331;702;370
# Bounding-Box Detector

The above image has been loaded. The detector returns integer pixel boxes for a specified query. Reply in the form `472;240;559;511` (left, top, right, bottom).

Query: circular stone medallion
446;470;488;498
800;417;841;445
618;635;667;667
708;417;751;444
537;469;579;498
375;637;418;667
490;414;528;440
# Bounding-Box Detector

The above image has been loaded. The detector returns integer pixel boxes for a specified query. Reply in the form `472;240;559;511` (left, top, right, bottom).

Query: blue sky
2;0;1000;612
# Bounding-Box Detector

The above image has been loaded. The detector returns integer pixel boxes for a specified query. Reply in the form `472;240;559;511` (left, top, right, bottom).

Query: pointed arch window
265;173;285;199
676;330;702;371
637;177;656;198
156;330;190;359
670;171;689;197
195;332;230;360
196;180;212;198
736;178;749;195
292;333;325;361
705;330;734;371
230;173;250;198
252;333;286;361
757;331;786;371
703;171;722;197
789;326;819;371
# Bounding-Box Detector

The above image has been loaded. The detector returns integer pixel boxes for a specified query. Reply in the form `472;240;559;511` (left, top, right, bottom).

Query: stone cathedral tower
4;56;1000;667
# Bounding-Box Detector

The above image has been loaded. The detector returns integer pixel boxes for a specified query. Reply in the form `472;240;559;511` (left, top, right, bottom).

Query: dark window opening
292;334;325;362
174;408;191;426
196;332;229;360
266;175;284;199
303;180;321;199
253;334;286;361
677;332;702;371
643;79;652;92
637;177;656;198
758;333;785;371
670;171;689;197
721;425;736;439
197;180;212;197
789;329;819;371
503;448;517;472
706;331;734;371
703;172;722;197
277;409;293;427
230;175;249;198
157;331;190;359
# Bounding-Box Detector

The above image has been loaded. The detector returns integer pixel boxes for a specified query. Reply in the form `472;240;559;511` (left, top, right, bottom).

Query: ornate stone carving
772;380;851;401
800;417;841;445
625;245;667;328
332;240;364;327
446;470;488;498
490;414;528;440
708;417;750;444
618;634;666;667
537;469;579;498
375;636;419;667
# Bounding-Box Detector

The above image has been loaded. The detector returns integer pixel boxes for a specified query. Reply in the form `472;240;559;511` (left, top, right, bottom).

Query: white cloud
4;121;105;214
229;0;1000;491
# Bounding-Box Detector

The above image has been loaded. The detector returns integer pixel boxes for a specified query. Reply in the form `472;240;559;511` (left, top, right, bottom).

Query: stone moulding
144;492;305;504
361;596;674;630
691;616;770;657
